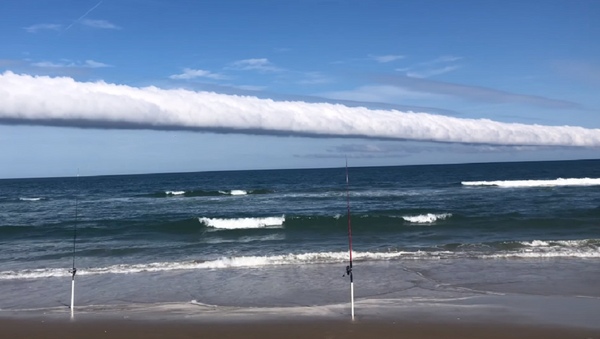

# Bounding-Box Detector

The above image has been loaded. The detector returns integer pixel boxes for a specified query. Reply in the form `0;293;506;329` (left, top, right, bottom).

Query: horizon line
1;157;598;181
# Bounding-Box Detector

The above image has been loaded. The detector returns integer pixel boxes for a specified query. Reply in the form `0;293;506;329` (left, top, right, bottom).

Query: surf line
68;170;79;318
344;157;355;320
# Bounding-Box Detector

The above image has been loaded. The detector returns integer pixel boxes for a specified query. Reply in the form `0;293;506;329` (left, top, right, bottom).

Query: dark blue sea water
1;159;599;311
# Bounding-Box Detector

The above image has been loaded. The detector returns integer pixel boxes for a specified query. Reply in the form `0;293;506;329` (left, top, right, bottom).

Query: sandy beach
3;318;600;339
3;292;600;339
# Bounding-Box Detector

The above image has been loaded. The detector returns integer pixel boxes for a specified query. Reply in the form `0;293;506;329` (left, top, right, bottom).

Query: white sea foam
462;178;600;188
521;240;551;247
402;213;452;223
198;216;285;229
520;239;598;248
2;246;598;280
165;191;185;196
483;251;600;259
218;190;248;195
0;251;436;280
19;197;42;201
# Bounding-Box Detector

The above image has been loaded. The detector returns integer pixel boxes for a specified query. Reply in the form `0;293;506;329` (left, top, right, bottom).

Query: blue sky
0;0;599;178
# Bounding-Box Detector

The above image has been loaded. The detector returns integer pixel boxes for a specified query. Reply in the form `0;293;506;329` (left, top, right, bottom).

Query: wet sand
3;318;600;339
3;292;599;338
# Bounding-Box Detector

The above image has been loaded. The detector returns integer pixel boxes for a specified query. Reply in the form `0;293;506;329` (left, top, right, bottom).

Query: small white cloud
31;61;65;68
81;19;121;30
297;72;332;85
31;59;112;68
406;65;460;78
23;24;62;33
84;60;111;68
415;56;463;67
396;56;463;75
321;85;438;103
368;54;405;63
231;85;266;91
274;47;291;53
169;68;227;80
435;56;462;63
227;58;283;72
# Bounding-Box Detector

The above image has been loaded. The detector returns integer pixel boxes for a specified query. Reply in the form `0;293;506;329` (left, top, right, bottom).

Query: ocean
1;159;599;315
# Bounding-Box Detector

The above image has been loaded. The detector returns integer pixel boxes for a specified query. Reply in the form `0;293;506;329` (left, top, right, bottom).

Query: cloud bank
1;72;599;147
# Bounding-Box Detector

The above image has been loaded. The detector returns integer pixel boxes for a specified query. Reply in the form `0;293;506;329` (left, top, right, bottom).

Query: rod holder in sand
70;269;76;317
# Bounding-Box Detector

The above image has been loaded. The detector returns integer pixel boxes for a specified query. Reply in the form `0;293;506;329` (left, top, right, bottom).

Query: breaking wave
19;197;44;201
2;240;598;280
165;191;185;196
198;216;285;229
0;251;428;280
219;190;247;196
144;189;274;198
402;213;452;223
462;178;600;188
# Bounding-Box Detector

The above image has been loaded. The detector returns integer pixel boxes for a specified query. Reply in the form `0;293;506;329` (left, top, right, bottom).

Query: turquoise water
0;159;599;309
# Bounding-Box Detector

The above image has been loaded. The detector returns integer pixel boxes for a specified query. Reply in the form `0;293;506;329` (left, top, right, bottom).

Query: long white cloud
1;71;599;147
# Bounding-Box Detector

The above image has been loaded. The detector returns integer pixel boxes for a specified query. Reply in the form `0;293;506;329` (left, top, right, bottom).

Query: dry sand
3;318;599;339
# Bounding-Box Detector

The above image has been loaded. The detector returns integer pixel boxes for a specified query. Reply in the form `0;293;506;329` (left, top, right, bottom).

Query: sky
0;0;599;178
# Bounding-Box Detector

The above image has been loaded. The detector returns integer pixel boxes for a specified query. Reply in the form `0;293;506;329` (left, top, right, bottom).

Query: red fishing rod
69;170;79;318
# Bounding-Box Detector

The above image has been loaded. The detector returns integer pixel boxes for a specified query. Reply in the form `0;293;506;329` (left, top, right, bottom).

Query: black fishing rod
345;158;354;320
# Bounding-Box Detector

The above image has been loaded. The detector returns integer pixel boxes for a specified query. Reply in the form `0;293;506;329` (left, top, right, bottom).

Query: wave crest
219;190;247;196
199;216;285;229
165;191;185;196
146;189;274;198
462;178;600;188
2;241;598;280
0;251;429;280
402;213;452;223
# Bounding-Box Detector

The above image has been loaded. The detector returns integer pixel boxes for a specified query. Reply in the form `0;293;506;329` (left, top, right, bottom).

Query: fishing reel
343;265;352;277
69;267;77;278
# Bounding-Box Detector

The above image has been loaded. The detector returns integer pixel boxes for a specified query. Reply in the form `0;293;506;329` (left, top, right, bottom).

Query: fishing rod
69;171;79;318
344;158;354;320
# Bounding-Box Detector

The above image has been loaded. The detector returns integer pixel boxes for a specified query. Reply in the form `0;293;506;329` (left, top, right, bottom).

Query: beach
4;318;599;339
1;160;599;337
4;291;600;339
3;288;600;338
